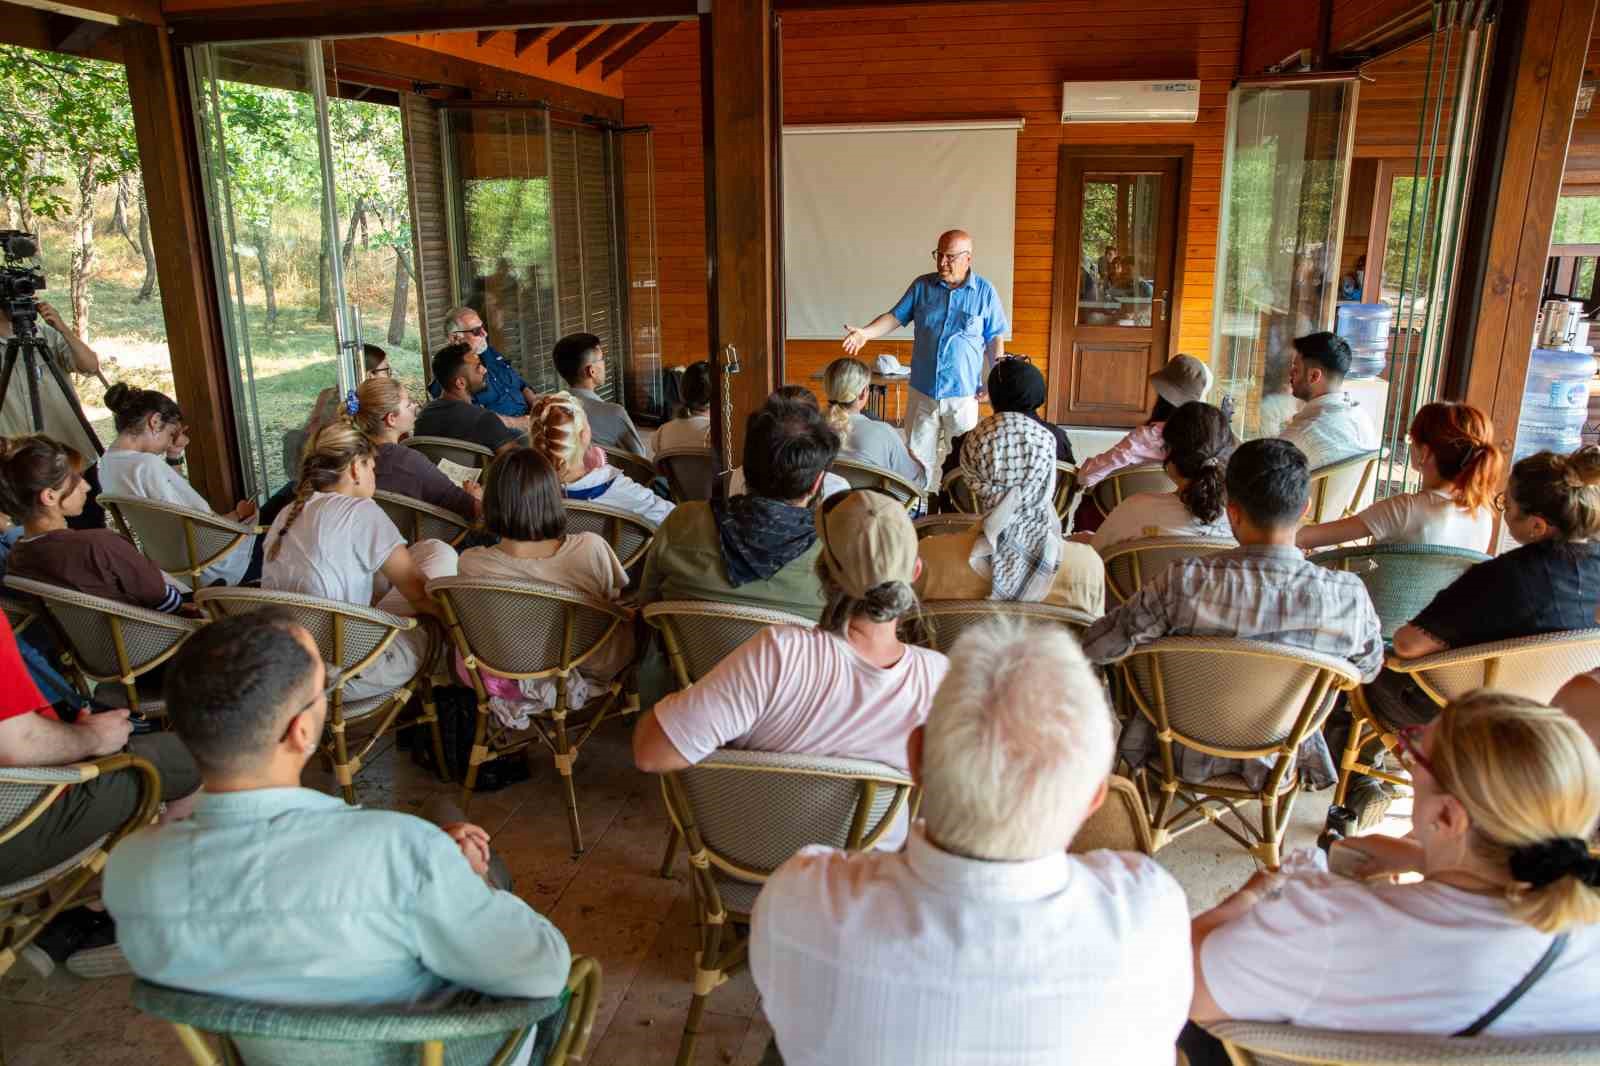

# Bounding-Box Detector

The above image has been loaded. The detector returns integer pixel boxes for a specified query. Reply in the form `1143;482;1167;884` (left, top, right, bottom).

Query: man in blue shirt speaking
843;229;1008;488
432;305;535;431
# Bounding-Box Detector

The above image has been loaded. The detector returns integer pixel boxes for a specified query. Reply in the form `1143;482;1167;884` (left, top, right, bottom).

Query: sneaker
63;922;131;979
16;908;108;979
1344;775;1394;831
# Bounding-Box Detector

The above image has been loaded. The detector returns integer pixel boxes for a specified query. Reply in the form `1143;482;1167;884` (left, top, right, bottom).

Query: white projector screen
782;120;1020;342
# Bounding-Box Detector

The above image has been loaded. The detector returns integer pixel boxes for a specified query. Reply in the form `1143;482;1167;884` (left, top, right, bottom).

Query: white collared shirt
749;823;1193;1066
1277;391;1379;470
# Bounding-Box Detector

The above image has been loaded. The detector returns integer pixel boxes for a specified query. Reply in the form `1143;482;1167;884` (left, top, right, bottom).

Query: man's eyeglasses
453;325;488;338
369;365;393;378
932;250;971;264
1394;723;1434;778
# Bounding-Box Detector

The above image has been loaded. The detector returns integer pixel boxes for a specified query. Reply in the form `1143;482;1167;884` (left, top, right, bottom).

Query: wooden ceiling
472;20;674;80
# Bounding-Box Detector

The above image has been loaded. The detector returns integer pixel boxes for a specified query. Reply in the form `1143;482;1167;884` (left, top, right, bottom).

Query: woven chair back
1122;638;1361;753
1206;1019;1600;1065
1402;630;1600;707
655;447;719;502
1309;544;1488;640
601;446;657;491
372;490;471;548
916;599;1096;655
564;501;657;569
404;436;494;471
940;469;981;514
1051;461;1079;523
194;587;400;677
1068;775;1153;855
1306;450;1380;524
1090;463;1175;518
101;494;251;580
430;577;622;679
1101;536;1237;603
4;576;199;683
642;601;815;688
829;458;924;511
913;513;981;540
0;593;37;636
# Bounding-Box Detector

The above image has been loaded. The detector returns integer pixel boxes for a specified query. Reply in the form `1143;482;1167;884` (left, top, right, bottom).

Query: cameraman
0;300;107;529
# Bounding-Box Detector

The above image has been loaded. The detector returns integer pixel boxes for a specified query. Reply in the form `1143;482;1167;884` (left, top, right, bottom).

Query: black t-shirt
413;397;522;454
1412;539;1600;647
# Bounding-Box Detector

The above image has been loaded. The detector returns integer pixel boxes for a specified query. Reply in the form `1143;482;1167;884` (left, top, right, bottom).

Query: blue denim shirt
429;345;530;417
891;271;1009;400
104;788;571;1007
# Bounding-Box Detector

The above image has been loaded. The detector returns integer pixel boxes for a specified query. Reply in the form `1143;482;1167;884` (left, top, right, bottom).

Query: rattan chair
1309;543;1488;640
1089;462;1176;521
1;591;39;637
5;576;204;715
943;461;1078;524
1115;637;1362;868
1101;536;1238;604
642;600;817;877
101;494;262;589
133;955;603;1066
404;435;496;471
913;513;981;540
830;457;925;512
0;752;161;978
1306;449;1380;524
601;445;658;491
1069;774;1155;855
194;587;446;805
916;599;1097;655
661;749;913;1066
564;500;658;571
1203;1019;1600;1065
654;447;720;503
1336;630;1600;805
430;576;636;856
372;490;474;549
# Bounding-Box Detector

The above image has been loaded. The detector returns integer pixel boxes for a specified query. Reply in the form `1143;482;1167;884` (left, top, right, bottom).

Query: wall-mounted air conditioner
1061;80;1200;124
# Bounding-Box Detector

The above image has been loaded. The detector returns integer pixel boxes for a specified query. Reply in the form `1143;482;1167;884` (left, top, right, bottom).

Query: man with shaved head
844;229;1009;487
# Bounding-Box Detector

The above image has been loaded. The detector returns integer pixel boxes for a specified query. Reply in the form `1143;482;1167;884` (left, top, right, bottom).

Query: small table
807;369;911;423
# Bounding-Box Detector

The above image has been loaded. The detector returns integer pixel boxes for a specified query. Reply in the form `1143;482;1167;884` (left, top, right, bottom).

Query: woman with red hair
1297;401;1503;553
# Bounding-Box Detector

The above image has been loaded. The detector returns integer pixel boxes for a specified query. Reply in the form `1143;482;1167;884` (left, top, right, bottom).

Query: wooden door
1048;150;1186;427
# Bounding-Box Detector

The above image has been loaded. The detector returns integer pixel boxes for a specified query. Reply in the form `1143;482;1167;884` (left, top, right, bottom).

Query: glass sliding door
619;127;662;419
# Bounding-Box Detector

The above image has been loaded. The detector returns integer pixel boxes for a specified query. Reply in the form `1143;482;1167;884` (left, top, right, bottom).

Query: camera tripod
0;326;101;444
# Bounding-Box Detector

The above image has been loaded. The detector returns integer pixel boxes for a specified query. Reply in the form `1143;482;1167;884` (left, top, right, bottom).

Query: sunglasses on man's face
454;325;487;338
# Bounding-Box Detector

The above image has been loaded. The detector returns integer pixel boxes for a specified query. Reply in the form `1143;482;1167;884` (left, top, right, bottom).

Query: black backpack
408;684;530;792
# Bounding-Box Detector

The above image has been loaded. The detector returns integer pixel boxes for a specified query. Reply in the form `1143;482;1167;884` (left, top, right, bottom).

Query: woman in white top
1090;400;1236;553
823;357;925;488
530;391;673;526
458;447;634;682
263;423;458;702
97;384;260;586
655;360;713;454
1298;401;1502;553
1190;691;1600;1046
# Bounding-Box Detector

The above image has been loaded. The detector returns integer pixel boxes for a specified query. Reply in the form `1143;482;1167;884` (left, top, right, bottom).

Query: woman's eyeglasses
1394;723;1434;777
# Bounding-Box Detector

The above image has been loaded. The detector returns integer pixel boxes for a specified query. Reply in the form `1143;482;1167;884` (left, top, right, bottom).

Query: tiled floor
0;723;1409;1065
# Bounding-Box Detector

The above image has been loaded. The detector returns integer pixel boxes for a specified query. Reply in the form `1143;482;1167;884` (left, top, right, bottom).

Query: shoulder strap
1454;933;1571;1037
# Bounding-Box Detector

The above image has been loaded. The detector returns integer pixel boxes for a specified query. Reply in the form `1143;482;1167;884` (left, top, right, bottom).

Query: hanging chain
719;343;741;472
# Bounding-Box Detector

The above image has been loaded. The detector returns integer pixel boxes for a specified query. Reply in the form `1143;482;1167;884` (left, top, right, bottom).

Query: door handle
1153;290;1169;324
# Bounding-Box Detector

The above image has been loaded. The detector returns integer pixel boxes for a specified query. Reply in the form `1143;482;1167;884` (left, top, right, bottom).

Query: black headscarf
708;494;818;586
941;360;1074;478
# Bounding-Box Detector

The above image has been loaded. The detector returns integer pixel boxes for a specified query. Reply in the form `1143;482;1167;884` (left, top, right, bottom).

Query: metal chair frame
653;446;721;503
404;436;496;471
1100;536;1238;605
600;445;658;492
100;494;262;588
564;499;658;571
372;490;474;549
1306;450;1380;524
430;576;637;856
830;457;926;512
195;587;447;805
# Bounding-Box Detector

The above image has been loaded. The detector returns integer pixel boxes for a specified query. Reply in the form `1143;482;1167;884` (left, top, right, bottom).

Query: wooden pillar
703;0;777;467
1454;0;1598;456
121;22;243;507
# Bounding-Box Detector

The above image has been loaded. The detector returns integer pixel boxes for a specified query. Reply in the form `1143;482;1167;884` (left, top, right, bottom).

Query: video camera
0;230;46;337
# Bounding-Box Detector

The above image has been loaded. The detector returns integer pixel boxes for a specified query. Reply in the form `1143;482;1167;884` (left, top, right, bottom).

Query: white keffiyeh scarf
959;412;1062;602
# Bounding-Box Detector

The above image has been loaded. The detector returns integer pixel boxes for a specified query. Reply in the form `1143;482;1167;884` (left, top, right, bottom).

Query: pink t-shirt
1076;422;1167;488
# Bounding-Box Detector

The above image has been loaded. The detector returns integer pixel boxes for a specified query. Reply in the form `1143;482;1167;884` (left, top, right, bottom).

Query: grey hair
443;305;478;334
814;555;927;640
919;617;1115;861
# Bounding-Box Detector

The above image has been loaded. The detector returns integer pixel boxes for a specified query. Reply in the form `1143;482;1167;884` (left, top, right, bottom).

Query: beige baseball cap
815;489;919;599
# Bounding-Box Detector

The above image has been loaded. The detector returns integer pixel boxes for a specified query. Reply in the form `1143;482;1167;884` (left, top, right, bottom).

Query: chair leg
1333;711;1369;807
677;924;727;1066
329;717;356;805
419;680;449;785
552;711;583;857
658;826;681;878
459;695;493;813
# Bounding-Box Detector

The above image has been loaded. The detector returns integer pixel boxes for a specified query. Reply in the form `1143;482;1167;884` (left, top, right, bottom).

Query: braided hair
268;421;376;562
527;391;588;477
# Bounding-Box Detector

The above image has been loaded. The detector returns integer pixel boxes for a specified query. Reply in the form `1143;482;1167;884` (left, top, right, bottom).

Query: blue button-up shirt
429;344;530;417
104;788;571;1007
890;271;1009;401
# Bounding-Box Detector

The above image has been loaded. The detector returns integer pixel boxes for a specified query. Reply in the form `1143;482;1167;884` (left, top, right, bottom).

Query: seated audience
1277;331;1379;470
1298;401;1501;553
0;622;199;979
725;387;850;501
302;342;392;445
633;490;944;848
1188;692;1600;1056
553;331;649;457
105;611;571;1057
353;375;481;522
459;448;634;681
638;393;837;619
1;435;185;614
655;360;713;453
415;343;524;455
1091;400;1235;553
1077;353;1212;489
751;619;1192;1065
529;392;672;526
944;358;1072;488
824;357;925;487
1082;439;1383;788
263;424;458;701
97;383;260;586
435;305;535;428
917;412;1103;614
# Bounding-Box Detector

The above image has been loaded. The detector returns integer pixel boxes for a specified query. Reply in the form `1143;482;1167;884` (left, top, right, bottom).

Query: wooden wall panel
1563;26;1600;192
1331;0;1428;50
1239;1;1313;77
624;0;1246;403
1354;33;1466;160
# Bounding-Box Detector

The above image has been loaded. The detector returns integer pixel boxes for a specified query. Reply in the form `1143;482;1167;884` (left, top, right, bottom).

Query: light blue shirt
104;788;571;1007
890;271;1009;401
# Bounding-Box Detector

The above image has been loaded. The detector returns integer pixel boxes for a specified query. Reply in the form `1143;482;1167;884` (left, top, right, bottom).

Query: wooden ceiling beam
599;19;672;79
47;13;115;55
475;30;500;46
513;26;550;56
166;2;695;46
545;23;597;65
574;22;637;72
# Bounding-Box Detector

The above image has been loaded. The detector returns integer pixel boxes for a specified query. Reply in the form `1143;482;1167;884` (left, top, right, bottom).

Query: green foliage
1552;196;1600;246
463;178;552;283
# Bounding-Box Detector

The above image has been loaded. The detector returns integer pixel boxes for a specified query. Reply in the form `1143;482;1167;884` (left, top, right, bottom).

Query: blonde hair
919;619;1114;861
822;357;871;442
528;391;589;476
269;422;376;562
351;376;408;440
1432;691;1600;933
